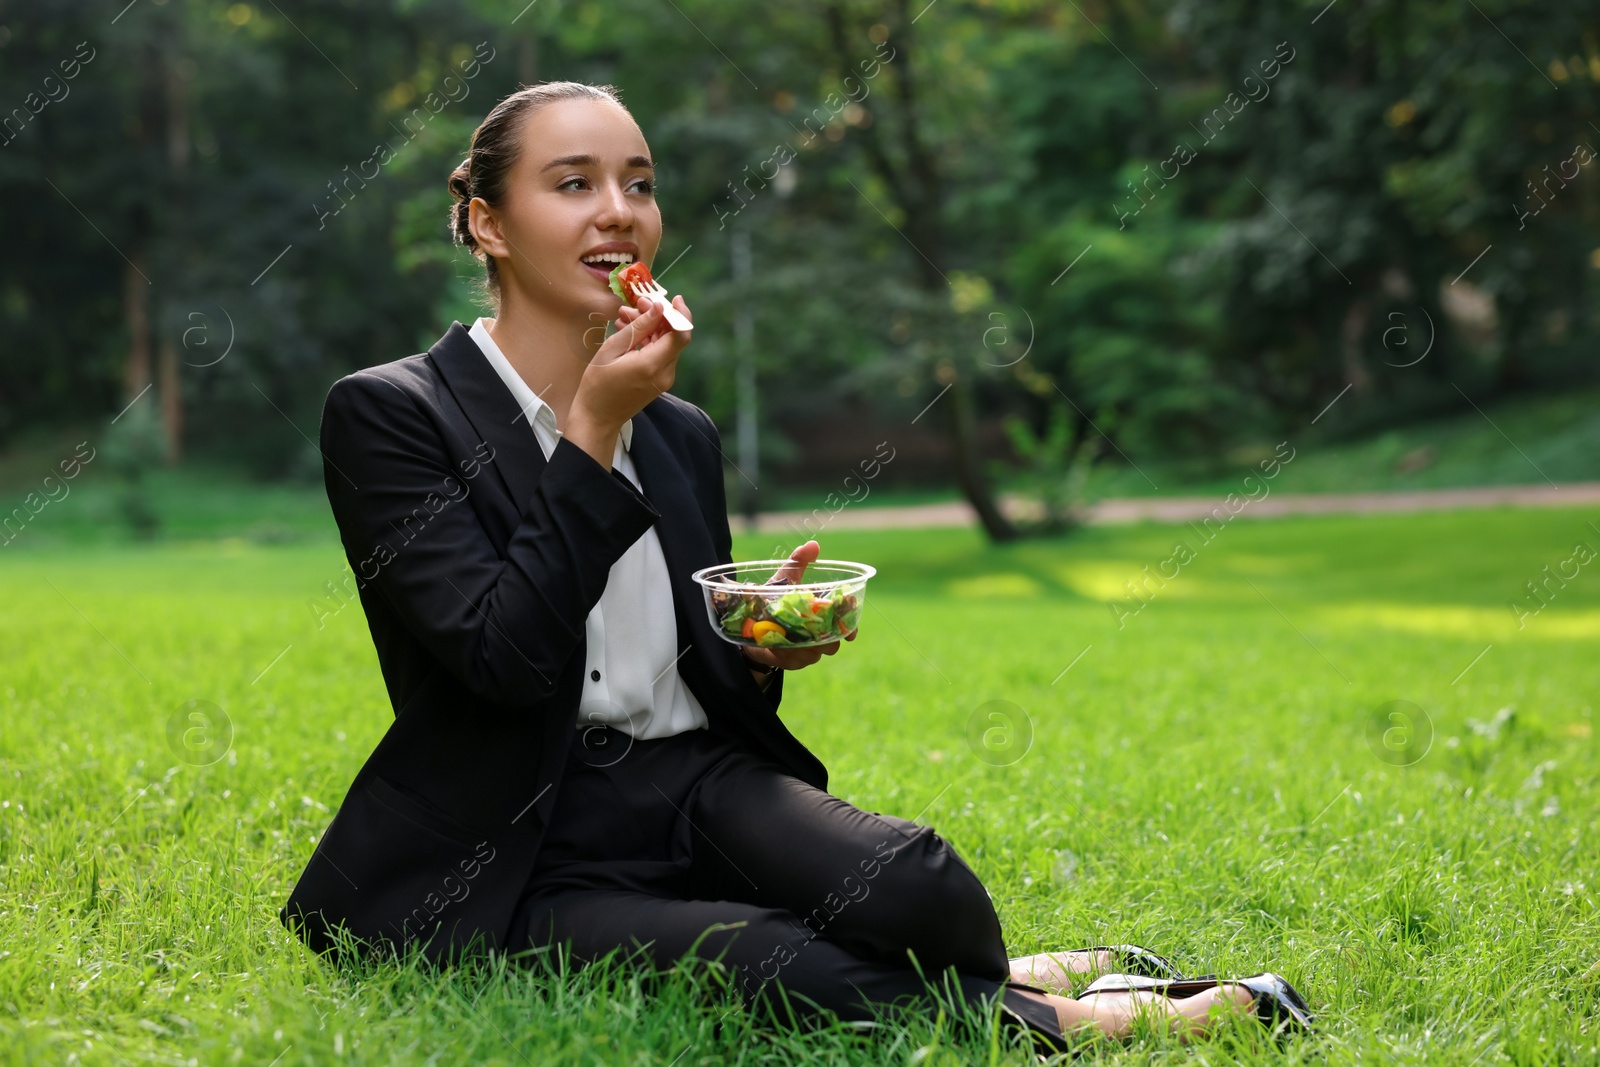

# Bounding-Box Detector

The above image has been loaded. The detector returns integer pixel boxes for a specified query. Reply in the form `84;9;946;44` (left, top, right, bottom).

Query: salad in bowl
691;559;875;649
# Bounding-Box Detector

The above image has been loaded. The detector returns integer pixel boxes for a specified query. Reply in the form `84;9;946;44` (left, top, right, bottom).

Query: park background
2;1;1599;1064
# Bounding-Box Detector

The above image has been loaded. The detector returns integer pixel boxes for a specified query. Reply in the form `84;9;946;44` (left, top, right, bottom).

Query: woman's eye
557;177;652;194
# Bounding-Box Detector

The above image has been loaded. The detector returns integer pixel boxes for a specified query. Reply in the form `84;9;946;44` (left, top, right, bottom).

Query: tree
1003;0;1600;457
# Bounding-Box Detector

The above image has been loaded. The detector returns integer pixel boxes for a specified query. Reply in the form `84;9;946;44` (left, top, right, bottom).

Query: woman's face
474;97;661;327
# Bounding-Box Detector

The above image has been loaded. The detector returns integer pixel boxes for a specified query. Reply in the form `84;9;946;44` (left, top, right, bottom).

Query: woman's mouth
580;251;635;285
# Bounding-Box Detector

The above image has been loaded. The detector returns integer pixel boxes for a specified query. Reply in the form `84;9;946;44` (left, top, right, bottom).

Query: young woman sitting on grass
278;80;1313;1056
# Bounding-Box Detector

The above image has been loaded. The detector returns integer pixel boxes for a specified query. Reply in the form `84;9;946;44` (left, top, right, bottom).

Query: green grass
2;504;1599;1064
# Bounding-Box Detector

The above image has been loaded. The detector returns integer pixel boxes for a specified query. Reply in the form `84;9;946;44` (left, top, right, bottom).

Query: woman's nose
594;180;635;230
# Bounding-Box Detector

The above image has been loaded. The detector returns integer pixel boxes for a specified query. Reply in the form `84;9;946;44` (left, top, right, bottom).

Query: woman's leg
993;986;1256;1045
509;886;1070;1043
1008;950;1120;992
1067;987;1257;1040
511;728;1069;1048
511;887;1251;1046
680;748;1010;978
511;731;1252;1050
670;751;1257;1046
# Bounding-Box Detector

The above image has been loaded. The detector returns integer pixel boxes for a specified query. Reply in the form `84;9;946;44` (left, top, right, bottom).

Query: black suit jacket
280;321;829;964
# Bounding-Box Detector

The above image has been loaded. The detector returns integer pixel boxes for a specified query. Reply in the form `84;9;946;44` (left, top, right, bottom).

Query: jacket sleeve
320;372;659;707
696;407;785;712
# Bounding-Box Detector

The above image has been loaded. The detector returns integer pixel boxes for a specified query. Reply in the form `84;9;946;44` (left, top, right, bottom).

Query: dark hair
448;81;630;307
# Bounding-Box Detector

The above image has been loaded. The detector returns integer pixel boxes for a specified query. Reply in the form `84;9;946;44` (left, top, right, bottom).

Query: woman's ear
468;197;510;261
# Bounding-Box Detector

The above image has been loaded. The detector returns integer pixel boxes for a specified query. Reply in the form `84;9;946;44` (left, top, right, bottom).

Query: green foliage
100;403;166;538
4;0;1600;478
998;0;1600;454
0;0;505;464
1070;383;1600;499
997;402;1097;532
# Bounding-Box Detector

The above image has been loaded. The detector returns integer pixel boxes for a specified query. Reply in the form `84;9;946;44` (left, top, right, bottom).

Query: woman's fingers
574;295;694;437
758;627;850;671
774;540;820;585
608;301;688;395
605;302;664;357
626;300;664;338
630;302;687;354
610;297;692;369
770;647;823;670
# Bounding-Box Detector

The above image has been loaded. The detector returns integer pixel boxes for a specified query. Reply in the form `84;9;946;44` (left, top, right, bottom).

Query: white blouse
469;317;709;740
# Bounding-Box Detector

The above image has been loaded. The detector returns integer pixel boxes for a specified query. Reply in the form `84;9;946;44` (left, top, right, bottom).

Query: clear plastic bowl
691;559;876;649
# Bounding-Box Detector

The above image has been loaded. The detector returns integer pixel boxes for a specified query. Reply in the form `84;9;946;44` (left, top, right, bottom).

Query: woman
280;81;1311;1055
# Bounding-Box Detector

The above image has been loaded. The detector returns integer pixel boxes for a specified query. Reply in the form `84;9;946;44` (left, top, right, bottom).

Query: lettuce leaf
767;591;813;634
720;597;754;635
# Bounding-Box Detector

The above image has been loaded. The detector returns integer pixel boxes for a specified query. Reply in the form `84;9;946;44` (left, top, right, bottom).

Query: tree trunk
1340;297;1372;394
158;32;190;464
123;248;152;401
826;1;1017;539
124;40;159;406
945;369;1017;541
158;338;183;464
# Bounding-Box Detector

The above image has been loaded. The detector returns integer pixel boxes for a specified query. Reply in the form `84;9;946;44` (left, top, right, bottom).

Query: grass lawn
1;505;1597;1064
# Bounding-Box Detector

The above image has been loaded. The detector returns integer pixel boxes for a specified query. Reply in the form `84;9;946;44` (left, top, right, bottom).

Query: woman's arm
320;370;659;707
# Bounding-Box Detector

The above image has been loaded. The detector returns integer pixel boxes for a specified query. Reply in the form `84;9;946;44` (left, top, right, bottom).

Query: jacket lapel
426;321;547;518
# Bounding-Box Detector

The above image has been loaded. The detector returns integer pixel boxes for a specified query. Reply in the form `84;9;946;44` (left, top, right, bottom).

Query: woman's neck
482;290;596;432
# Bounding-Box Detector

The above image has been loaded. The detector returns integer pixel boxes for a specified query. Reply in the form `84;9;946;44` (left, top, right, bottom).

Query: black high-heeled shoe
1088;944;1186;979
1076;971;1315;1035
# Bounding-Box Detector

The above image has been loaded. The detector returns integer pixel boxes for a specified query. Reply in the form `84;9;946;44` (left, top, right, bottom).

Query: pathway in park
729;481;1600;535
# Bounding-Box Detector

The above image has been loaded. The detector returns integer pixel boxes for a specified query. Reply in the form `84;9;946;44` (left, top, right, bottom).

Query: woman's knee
851;825;1006;973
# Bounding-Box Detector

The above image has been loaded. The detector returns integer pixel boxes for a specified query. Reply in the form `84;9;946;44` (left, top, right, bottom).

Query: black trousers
505;724;1064;1051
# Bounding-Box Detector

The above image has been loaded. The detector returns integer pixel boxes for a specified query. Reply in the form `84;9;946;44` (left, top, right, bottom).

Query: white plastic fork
627;276;694;332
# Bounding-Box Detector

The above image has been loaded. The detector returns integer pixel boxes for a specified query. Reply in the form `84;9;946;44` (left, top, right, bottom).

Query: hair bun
447;159;476;250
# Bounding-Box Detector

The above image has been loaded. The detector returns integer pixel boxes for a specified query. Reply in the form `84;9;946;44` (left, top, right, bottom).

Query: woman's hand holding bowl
741;540;858;675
